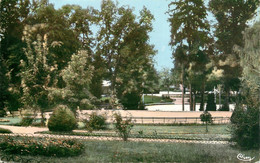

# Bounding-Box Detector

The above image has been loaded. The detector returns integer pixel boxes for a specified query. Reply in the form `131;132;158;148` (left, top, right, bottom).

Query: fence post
164;117;165;124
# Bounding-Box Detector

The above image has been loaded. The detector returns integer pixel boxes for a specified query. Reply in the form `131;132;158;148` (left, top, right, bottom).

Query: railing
120;116;230;124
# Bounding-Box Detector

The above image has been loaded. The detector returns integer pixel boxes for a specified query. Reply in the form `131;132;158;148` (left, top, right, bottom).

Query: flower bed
0;136;84;157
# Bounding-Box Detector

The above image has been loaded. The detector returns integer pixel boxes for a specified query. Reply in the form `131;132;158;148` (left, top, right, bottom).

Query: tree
20;24;56;125
159;68;173;96
209;0;260;110
230;21;260;149
96;1;156;109
200;111;213;133
206;93;216;111
0;0;30;113
0;57;8;117
143;65;160;102
168;0;211;111
50;50;95;113
115;7;156;110
234;21;260;101
90;53;105;99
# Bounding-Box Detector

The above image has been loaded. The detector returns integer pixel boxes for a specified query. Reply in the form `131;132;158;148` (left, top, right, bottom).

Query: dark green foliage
0;58;8;117
200;111;213;123
0;136;84;157
0;110;7;117
48;105;77;132
209;0;260;109
114;113;134;141
121;92;141;110
85;112;107;131
50;50;95;113
168;0;212;111
230;103;259;149
206;94;216;111
0;128;12;133
19;117;34;126
218;103;229;111
200;111;213;132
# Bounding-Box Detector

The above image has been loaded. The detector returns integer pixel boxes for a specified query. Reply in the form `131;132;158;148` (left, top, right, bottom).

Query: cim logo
237;153;255;162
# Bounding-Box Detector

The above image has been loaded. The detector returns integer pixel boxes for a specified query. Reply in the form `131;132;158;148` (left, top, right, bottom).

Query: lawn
130;124;230;134
0;117;21;125
144;95;173;104
39;124;231;141
1;139;258;163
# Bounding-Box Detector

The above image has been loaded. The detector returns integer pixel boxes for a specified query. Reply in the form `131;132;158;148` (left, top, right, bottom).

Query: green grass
1;140;258;163
130;124;230;135
144;95;173;104
0;117;21;125
39;124;231;141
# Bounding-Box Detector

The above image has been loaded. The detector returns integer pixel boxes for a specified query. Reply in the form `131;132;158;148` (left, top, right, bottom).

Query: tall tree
0;57;8;116
168;0;211;111
0;0;31;113
116;7;156;109
209;0;260;110
234;20;260;103
231;21;260;149
20;24;56;125
96;1;156;109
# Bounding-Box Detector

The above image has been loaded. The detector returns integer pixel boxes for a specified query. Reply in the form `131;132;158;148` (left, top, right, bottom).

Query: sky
49;0;173;71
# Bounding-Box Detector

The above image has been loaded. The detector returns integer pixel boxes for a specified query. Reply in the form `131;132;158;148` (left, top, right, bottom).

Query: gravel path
0;125;230;145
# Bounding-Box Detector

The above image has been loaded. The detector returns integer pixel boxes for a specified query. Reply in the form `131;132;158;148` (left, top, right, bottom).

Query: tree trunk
193;92;196;111
224;88;230;111
182;64;185;111
206;121;208;133
189;83;193;111
40;110;45;126
200;80;205;111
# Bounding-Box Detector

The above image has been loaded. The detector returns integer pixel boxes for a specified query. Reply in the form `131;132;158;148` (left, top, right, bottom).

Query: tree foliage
234;20;260;101
96;1;156;109
20;24;56;124
50;50;95;112
209;0;260;108
231;20;260;149
168;0;212;111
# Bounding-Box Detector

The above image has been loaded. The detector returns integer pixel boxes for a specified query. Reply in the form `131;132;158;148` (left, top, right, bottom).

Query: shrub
85;112;106;132
200;111;212;132
48;105;77;132
0;128;12;133
113;113;134;141
218;103;229;111
206;93;216;111
230;103;259;149
19;117;34;126
120;92;141;110
0;136;84;157
0;110;6;117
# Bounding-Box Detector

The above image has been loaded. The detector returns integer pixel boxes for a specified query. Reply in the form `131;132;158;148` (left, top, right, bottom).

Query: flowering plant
113;113;134;141
0;136;84;157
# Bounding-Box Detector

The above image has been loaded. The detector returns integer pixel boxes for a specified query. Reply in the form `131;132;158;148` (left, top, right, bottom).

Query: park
0;0;259;162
